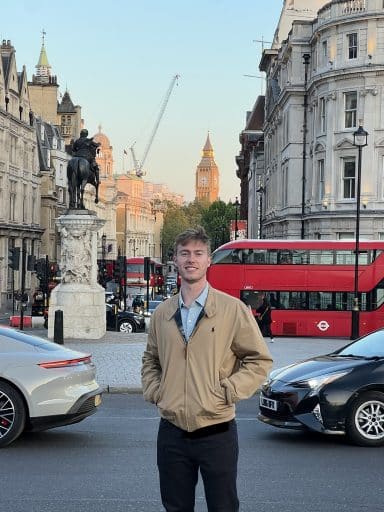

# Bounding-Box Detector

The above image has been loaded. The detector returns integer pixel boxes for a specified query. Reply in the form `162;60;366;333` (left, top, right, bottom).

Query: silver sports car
0;327;102;447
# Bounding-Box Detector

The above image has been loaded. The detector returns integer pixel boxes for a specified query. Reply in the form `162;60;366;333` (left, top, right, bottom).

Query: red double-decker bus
207;240;384;338
126;257;164;296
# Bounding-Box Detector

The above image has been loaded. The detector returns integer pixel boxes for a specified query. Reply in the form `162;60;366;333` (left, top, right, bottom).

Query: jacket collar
164;285;217;320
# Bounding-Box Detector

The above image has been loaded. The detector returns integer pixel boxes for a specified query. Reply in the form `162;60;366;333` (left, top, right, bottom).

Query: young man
142;226;272;512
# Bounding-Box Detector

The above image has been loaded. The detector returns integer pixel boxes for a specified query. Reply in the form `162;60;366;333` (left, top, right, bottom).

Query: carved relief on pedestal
60;226;92;284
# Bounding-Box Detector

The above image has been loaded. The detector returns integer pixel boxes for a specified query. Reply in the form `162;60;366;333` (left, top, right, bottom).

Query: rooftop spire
35;29;51;82
202;132;214;157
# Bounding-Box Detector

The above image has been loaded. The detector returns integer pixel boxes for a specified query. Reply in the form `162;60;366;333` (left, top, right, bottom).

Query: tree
161;199;236;260
161;205;190;261
201;200;234;250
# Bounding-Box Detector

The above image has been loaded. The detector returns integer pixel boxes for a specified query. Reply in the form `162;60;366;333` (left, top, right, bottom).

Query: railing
342;0;366;14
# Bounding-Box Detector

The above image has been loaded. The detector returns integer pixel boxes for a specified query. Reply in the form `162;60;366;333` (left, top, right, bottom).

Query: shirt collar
179;283;209;309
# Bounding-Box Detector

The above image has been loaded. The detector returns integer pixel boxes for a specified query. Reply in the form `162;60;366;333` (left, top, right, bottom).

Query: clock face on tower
199;176;208;186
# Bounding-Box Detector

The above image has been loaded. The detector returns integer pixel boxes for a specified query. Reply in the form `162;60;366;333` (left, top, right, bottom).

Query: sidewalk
28;328;349;393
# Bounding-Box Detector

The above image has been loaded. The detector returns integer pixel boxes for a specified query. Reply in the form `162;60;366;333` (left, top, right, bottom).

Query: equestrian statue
67;129;100;209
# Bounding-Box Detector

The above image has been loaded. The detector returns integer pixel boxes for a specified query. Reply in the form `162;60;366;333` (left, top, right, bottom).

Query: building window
0;175;3;219
344;91;357;128
337;232;354;240
61;126;72;136
32;187;37;223
282;165;288;207
9;181;16;221
10;135;17;164
343;158;356;199
322;40;328;66
22;183;27;222
348;33;358;59
23;141;28;169
318;159;325;201
319;97;326;132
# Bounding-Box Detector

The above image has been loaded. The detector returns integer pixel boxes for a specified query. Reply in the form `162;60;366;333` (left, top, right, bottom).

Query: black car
106;304;145;333
258;329;384;447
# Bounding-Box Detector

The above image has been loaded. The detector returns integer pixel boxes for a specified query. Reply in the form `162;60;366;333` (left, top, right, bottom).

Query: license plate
95;394;102;407
260;394;278;411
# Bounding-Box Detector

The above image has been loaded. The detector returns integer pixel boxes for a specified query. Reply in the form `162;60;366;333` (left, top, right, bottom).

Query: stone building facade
256;0;384;239
0;40;43;310
94;128;117;261
35;117;69;261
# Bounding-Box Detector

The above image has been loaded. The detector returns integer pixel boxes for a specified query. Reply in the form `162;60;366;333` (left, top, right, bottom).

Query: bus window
231;249;242;263
279;251;293;264
336;250;354;265
372;279;384;310
358;252;368;265
309;250;334;265
249;250;266;264
290;292;307;309
241;249;253;263
266;250;278;265
372;249;383;263
292;250;308;264
240;290;263;310
335;292;353;311
308;291;332;310
211;250;233;264
279;292;307;309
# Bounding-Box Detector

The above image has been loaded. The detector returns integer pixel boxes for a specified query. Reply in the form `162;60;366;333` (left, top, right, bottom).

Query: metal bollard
54;309;64;345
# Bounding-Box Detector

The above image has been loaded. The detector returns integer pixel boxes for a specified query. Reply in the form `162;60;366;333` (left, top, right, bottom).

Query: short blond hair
174;226;211;255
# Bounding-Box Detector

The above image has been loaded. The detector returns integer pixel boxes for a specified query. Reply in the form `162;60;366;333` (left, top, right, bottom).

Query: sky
1;0;283;203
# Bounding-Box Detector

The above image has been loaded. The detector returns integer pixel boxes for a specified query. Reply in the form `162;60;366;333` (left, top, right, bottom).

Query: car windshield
334;330;384;358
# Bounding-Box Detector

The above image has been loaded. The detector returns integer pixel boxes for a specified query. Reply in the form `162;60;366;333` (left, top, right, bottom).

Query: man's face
174;240;211;285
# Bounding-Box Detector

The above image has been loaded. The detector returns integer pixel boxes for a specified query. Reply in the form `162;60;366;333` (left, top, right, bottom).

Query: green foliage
161;199;236;259
200;200;234;250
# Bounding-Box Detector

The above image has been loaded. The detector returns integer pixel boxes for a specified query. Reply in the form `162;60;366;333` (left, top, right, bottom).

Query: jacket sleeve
141;317;162;404
221;303;273;404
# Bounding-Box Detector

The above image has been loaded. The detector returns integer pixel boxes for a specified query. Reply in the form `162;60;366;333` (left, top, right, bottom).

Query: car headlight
294;370;351;396
133;314;143;321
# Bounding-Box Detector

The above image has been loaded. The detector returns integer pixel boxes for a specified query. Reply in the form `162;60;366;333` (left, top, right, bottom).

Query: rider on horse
72;129;100;184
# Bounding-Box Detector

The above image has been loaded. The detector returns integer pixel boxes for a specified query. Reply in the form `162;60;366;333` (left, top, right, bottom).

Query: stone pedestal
48;210;106;339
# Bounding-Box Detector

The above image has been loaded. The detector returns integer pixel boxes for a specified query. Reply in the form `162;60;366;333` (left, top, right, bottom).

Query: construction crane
130;74;180;177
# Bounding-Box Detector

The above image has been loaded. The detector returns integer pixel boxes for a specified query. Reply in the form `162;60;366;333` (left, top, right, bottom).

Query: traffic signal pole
20;241;26;331
8;245;20;316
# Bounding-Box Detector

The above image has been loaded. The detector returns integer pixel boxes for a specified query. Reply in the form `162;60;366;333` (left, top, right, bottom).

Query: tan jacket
141;286;273;431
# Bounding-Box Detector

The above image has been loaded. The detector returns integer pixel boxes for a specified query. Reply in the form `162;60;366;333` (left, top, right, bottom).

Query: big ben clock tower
195;133;219;202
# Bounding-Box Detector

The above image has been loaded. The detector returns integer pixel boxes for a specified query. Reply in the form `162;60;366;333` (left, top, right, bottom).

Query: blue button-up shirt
179;284;208;341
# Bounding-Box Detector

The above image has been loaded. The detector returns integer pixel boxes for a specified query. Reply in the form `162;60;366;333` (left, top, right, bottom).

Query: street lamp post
234;196;240;240
351;125;368;340
257;186;264;239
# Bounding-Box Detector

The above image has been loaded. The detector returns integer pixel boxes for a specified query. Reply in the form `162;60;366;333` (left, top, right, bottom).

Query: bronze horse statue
67;157;99;209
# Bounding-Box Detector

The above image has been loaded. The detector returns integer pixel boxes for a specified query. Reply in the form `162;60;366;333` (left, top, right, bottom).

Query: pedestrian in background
142;226;272;512
256;294;274;343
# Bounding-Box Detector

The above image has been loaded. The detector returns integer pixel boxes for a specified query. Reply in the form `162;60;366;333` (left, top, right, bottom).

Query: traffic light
144;256;151;281
27;254;36;271
114;256;125;281
8;247;20;270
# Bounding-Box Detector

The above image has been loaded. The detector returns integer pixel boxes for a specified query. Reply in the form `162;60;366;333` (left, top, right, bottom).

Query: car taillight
38;356;92;368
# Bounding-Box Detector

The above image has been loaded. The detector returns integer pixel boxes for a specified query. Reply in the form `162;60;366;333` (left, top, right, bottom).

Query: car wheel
118;320;135;334
0;382;26;448
346;391;384;447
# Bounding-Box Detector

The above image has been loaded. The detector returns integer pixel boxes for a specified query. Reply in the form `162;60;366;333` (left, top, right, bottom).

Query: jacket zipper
184;340;189;430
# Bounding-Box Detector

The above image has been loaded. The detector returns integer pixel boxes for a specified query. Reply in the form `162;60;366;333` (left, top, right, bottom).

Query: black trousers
157;418;239;512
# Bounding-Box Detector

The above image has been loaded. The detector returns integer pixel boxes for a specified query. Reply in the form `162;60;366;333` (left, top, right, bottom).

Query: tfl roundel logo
317;320;330;332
